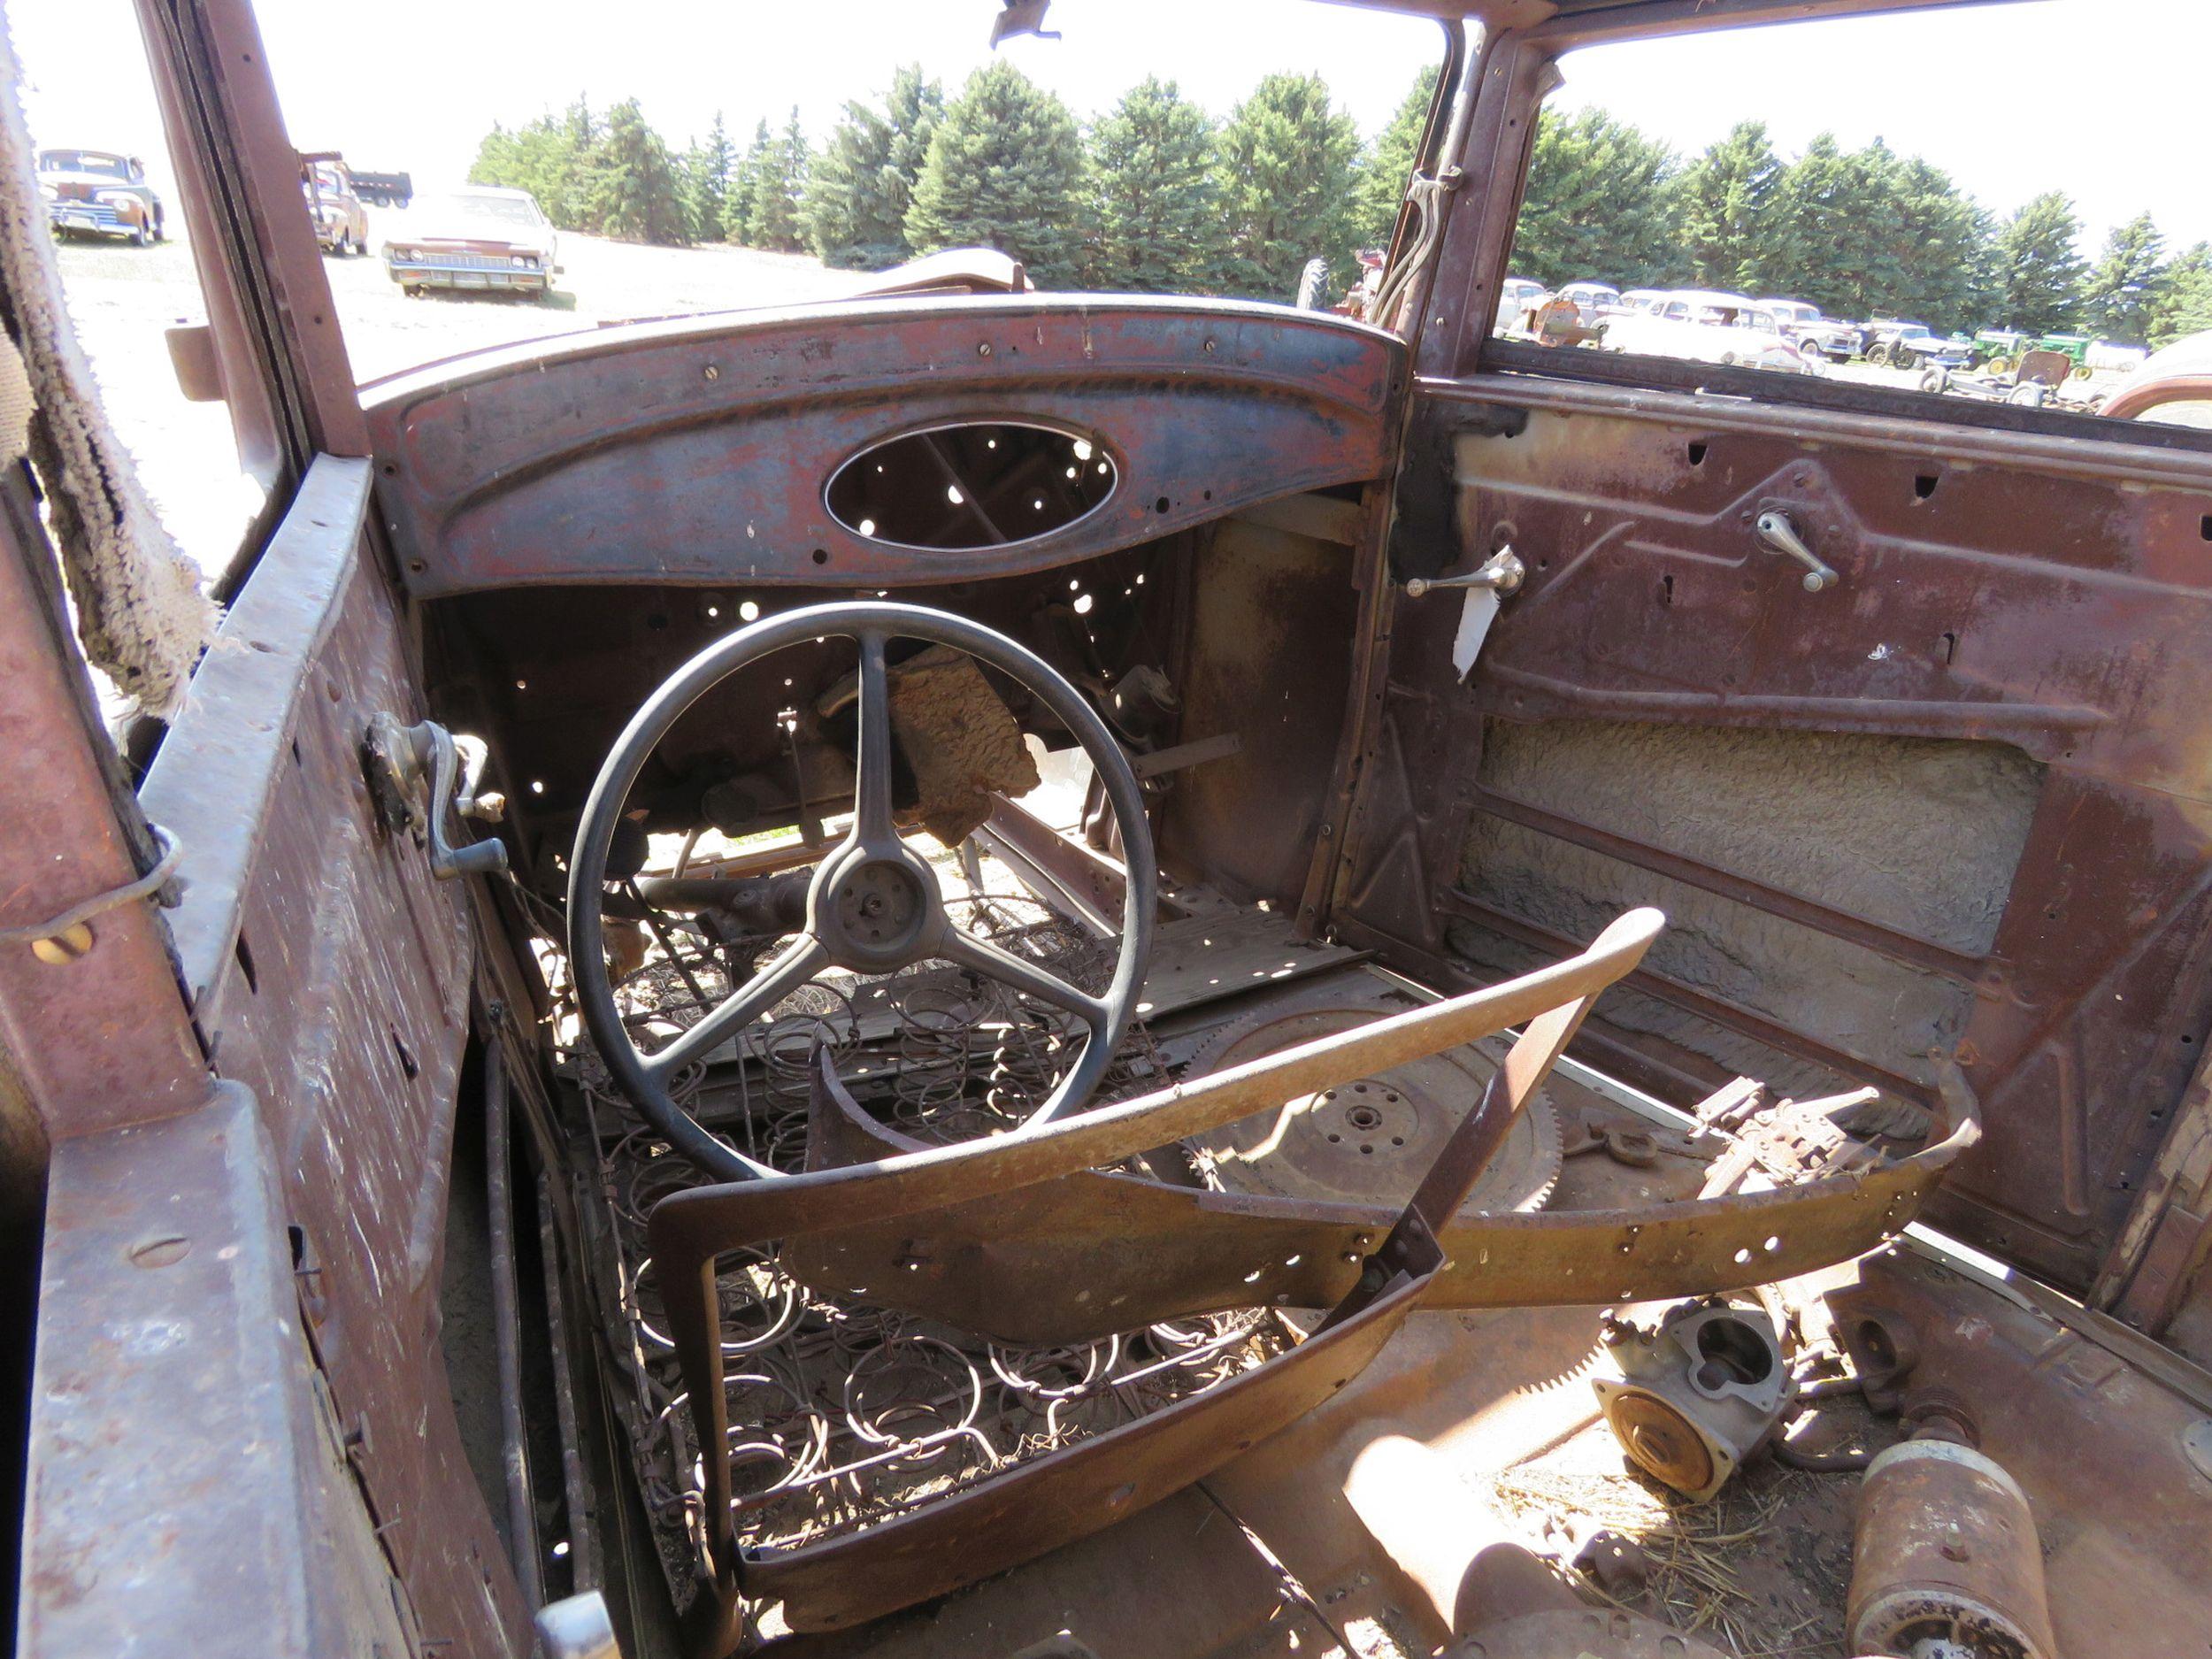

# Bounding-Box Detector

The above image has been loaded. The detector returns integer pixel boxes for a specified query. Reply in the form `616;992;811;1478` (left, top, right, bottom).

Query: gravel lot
56;212;870;579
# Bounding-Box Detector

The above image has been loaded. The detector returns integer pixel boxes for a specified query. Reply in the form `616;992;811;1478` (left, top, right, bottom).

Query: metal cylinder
1343;1435;1578;1639
1847;1440;2056;1659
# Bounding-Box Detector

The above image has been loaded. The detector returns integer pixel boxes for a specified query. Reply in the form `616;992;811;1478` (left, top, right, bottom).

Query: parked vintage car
299;156;369;256
1555;280;1623;326
1603;288;1823;373
12;7;2212;1659
35;147;164;244
380;184;559;299
1758;297;1859;361
1493;273;1550;333
1865;319;1972;371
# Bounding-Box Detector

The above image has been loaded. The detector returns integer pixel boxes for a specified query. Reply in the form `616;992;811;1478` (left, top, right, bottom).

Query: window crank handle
1754;511;1837;593
1404;546;1525;599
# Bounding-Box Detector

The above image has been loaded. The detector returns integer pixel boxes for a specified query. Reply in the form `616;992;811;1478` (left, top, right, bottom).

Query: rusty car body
35;145;164;243
381;182;558;298
5;4;2212;1659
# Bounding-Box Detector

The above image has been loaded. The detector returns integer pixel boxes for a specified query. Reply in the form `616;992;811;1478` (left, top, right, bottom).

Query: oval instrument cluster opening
826;422;1117;549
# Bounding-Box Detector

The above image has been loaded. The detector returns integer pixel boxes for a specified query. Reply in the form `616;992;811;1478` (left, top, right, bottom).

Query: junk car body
6;4;2212;1659
381;184;559;298
35;146;163;243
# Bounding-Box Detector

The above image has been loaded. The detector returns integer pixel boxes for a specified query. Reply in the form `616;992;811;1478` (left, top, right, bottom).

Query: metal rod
538;1178;597;1593
485;1039;546;1610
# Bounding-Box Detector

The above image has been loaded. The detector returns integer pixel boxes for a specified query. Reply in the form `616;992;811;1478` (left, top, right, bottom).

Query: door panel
1336;380;2212;1293
139;457;524;1656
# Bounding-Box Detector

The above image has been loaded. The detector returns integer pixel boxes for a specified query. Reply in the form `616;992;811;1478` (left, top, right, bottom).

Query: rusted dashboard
361;296;1404;597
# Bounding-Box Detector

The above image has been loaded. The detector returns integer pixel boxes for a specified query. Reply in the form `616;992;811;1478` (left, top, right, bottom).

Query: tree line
1519;113;2212;348
469;71;2212;349
468;63;1425;301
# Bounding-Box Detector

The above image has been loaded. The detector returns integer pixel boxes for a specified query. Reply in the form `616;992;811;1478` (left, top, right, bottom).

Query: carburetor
1592;1299;1794;1502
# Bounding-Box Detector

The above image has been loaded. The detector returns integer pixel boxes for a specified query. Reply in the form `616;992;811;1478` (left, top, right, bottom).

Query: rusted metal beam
19;1082;410;1659
0;482;205;1141
139;456;372;1028
130;0;367;472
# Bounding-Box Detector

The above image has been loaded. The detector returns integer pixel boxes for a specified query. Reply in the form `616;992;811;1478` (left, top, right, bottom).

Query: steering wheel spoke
643;933;831;1080
849;630;896;850
942;931;1110;1033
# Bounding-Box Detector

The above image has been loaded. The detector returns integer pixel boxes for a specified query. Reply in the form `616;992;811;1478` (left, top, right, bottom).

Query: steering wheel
568;602;1156;1182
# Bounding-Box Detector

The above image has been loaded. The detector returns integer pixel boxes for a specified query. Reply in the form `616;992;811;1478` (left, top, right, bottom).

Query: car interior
7;4;2212;1659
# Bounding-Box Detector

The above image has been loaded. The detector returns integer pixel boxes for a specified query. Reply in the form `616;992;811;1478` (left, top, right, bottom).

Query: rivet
978;342;993;357
30;922;96;964
703;365;720;380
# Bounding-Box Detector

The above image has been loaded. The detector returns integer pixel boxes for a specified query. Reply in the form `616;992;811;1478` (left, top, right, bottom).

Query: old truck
4;4;2210;1659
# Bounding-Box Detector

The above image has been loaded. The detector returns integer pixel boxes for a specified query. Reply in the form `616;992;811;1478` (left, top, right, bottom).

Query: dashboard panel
362;295;1404;597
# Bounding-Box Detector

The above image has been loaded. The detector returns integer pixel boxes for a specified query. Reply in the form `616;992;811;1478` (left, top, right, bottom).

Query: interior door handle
1753;510;1837;593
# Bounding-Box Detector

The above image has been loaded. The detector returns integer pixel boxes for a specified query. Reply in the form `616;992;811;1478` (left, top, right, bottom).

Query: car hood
389;225;555;257
42;169;148;194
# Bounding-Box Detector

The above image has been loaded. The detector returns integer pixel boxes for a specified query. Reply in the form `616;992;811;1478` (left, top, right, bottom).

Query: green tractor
1975;329;2093;379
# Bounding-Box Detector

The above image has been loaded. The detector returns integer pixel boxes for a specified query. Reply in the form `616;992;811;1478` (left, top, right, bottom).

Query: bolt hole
1915;472;1939;500
1155;496;1171;514
811;548;829;565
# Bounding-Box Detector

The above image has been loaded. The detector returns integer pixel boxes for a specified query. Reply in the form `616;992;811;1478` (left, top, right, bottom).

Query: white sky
12;0;2208;252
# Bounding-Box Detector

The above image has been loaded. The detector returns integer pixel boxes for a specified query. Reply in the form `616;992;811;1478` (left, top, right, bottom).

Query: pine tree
682;112;735;244
586;98;689;244
1676;121;1785;294
2149;242;2212;349
1513;108;1680;290
1993;192;2089;334
741;109;810;253
1087;76;1224;293
1215;73;1361;301
1881;156;1994;334
1354;65;1440;251
2083;211;2167;344
471;102;597;230
905;61;1088;287
1768;134;1904;319
728;119;772;245
804;66;943;270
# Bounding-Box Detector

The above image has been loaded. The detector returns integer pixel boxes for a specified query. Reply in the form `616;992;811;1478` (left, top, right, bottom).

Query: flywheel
1182;1001;1563;1216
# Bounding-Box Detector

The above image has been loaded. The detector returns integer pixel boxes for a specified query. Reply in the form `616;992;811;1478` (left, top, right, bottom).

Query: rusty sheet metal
1343;381;2212;1295
672;909;1649;1642
360;297;1402;597
786;1055;1973;1345
19;1084;412;1659
138;458;525;1658
649;915;1658;1633
1830;1247;2212;1659
0;484;204;1139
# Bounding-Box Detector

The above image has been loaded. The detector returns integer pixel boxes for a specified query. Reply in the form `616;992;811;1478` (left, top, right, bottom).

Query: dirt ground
56;211;871;580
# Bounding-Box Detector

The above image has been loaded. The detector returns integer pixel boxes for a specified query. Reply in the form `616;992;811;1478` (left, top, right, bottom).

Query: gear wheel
1182;1001;1562;1217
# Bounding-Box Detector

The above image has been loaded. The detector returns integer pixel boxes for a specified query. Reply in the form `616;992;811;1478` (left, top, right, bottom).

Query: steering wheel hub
822;853;933;967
